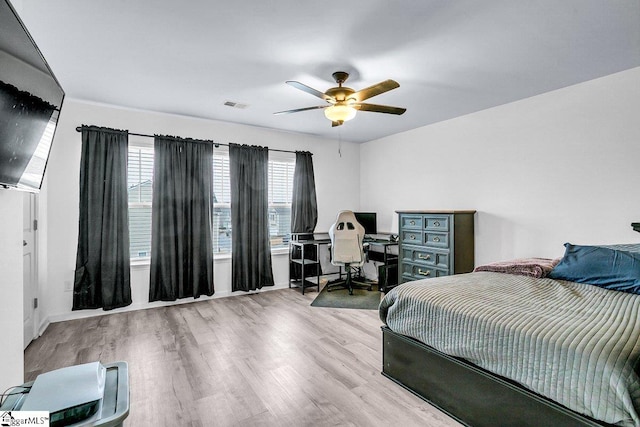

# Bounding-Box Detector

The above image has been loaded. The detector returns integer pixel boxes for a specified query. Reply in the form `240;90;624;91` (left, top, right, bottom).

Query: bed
379;245;640;427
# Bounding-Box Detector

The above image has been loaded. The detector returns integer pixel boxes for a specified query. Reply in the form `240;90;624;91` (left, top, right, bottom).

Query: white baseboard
37;317;50;338
39;282;290;333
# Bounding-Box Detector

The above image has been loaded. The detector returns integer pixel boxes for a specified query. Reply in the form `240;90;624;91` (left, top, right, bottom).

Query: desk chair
327;210;372;295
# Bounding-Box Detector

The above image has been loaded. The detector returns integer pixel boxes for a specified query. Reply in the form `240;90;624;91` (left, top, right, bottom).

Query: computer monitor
354;212;377;235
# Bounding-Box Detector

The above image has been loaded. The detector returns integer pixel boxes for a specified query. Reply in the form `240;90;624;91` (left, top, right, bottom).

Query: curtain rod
74;126;304;155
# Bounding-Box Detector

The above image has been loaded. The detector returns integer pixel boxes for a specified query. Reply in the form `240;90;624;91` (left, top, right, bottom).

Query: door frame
23;192;39;349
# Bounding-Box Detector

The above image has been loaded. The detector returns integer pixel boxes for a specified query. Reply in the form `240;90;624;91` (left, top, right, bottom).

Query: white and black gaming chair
327;210;371;295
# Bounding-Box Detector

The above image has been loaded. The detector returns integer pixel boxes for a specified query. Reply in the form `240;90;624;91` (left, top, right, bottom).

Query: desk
366;240;399;292
288;233;398;294
288;238;326;295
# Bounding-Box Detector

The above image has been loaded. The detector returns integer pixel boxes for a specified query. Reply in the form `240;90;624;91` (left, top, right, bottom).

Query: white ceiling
16;0;640;143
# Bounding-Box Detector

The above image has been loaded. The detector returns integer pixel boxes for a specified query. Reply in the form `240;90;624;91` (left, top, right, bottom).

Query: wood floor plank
25;288;462;426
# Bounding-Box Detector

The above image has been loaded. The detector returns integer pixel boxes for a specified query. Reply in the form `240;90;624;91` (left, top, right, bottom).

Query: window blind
128;146;153;258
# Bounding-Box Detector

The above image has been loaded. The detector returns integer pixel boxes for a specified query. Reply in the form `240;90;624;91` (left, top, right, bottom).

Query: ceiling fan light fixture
324;104;357;123
277;71;405;125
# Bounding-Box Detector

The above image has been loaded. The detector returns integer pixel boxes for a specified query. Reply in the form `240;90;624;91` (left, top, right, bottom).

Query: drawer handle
409;235;416;240
409;220;416;226
418;269;431;276
434;221;440;227
433;237;441;243
418;254;431;260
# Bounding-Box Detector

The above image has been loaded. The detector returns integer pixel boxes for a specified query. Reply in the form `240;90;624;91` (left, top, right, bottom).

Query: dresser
396;210;476;284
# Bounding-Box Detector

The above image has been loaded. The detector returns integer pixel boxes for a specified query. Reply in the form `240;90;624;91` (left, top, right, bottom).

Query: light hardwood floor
25;288;462;426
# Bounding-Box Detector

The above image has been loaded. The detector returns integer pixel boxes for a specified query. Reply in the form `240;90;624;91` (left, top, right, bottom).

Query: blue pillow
548;243;640;294
598;243;640;254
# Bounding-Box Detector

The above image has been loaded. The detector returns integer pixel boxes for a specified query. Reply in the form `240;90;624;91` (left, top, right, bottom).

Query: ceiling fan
274;71;406;127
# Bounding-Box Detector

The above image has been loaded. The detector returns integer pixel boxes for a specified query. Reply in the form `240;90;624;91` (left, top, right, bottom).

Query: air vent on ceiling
224;101;249;109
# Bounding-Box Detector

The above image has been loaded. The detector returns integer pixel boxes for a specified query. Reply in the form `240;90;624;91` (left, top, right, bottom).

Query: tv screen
354;212;377;235
0;0;64;192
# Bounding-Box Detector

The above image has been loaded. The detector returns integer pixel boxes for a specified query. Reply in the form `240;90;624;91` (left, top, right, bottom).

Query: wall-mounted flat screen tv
0;0;64;192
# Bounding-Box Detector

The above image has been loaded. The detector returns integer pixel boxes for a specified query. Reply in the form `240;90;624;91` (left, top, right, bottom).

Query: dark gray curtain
291;151;318;233
73;126;131;311
149;136;214;301
229;143;275;292
290;151;319;280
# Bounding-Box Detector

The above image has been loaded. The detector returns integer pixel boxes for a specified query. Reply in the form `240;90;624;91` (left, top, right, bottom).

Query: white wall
0;191;24;391
40;99;360;325
27;66;640;338
360;67;640;264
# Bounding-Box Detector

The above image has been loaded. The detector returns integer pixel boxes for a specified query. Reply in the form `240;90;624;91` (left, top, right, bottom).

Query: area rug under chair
310;285;382;310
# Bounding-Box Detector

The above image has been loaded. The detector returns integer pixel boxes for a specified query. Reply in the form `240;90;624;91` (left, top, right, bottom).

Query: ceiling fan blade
352;79;400;102
355;102;406;115
273;105;327;115
286;81;333;101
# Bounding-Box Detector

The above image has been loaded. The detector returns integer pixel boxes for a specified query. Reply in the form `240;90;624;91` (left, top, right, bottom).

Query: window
127;144;295;259
127;145;153;258
267;159;294;247
211;150;295;253
212;152;231;253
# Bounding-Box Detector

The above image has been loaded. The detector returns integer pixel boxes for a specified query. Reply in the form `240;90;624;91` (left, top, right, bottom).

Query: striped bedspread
379;272;640;426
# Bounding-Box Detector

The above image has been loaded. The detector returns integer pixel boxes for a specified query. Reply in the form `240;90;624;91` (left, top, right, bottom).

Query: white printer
0;361;129;427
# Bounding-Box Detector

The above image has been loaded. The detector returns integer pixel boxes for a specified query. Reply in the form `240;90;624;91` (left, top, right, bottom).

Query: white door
23;192;37;349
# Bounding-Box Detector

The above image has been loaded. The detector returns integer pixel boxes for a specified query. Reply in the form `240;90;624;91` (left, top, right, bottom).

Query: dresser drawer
424;215;449;231
401;229;423;245
423;231;449;248
401;245;449;269
401;263;448;281
401;214;423;230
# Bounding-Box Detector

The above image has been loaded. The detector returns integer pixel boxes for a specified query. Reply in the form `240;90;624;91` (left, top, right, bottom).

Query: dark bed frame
381;327;613;427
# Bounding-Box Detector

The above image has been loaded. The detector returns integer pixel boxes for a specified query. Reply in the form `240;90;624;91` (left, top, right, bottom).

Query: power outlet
64;281;73;292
